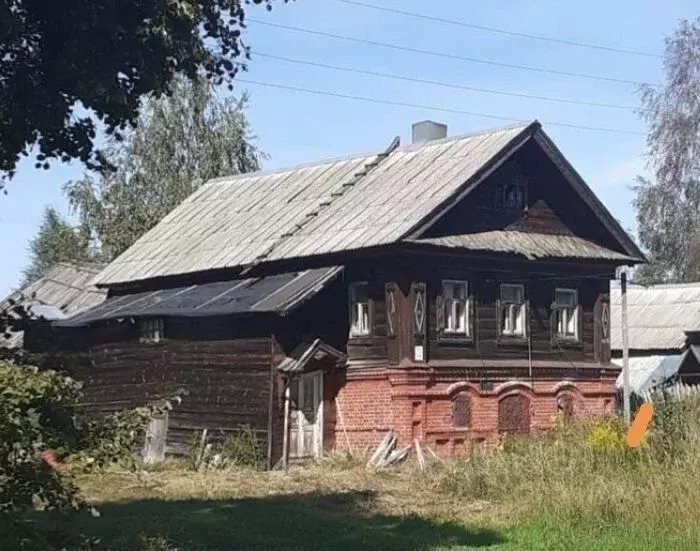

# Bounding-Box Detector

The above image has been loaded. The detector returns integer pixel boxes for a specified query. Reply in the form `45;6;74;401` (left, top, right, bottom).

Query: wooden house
45;120;645;465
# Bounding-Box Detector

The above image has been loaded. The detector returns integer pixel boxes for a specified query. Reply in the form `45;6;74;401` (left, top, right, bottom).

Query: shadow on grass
25;490;504;550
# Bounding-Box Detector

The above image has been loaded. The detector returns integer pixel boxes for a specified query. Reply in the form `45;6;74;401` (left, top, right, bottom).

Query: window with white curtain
500;284;526;337
554;288;578;340
442;280;469;336
349;283;370;336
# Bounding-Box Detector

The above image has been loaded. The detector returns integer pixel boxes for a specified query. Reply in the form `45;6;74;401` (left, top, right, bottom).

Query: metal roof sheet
613;354;683;393
93;123;532;286
610;281;700;351
55;266;342;327
409;231;634;261
1;262;107;348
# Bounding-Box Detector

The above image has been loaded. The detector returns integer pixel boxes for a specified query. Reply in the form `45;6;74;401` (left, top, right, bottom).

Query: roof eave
532;128;647;263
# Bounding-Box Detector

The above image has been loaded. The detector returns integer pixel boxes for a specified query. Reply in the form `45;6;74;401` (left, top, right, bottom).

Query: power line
235;78;645;136
335;0;662;59
248;19;652;87
252;50;639;111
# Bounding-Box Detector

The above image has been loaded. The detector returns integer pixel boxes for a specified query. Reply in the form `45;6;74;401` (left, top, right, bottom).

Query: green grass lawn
14;467;699;550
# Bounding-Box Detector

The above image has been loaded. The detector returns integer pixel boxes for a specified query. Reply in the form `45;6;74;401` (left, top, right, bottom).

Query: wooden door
289;371;324;459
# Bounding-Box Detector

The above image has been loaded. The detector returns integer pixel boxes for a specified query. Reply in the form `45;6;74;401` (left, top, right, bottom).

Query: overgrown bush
0;362;83;514
0;359;181;549
440;396;700;529
187;425;264;471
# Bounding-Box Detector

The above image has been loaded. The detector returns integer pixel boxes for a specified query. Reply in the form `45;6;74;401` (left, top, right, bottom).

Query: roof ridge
240;136;401;274
397;121;534;153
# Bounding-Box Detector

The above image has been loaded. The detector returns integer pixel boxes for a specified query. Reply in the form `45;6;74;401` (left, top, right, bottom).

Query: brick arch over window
498;393;531;435
452;392;471;428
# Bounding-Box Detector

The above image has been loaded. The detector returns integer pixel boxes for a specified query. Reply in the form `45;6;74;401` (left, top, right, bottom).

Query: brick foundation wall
332;368;617;458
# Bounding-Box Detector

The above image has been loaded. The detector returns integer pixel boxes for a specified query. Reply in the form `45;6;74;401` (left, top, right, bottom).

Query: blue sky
0;0;696;296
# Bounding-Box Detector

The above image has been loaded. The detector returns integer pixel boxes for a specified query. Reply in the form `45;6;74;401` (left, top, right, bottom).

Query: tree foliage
0;0;287;184
634;18;700;282
0;358;183;549
26;75;263;269
22;208;98;285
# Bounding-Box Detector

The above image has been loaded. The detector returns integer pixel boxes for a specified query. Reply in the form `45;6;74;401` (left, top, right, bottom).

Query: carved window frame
552;288;581;343
497;284;528;344
437;279;474;344
349;282;373;338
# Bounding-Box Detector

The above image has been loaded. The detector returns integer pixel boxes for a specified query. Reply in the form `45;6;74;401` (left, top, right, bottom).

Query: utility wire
252;50;639;111
335;0;662;59
248;19;653;87
235;78;645;136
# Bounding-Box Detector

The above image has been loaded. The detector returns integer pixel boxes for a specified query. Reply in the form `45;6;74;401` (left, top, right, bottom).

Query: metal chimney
412;120;447;144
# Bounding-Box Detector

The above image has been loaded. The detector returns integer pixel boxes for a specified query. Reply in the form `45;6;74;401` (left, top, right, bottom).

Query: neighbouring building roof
1;262;107;348
409;231;636;262
613;354;684;394
92;121;644;288
55;267;342;327
610;281;700;351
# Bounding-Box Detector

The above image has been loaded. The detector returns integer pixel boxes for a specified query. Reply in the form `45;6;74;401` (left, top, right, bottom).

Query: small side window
554;288;579;341
140;318;164;343
349;283;371;337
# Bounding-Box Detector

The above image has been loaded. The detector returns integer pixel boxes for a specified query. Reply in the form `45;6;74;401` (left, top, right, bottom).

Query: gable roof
610;281;700;351
1;262;107;348
93;121;644;288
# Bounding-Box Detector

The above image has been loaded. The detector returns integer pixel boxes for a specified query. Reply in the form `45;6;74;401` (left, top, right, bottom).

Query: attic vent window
140;318;164;343
496;181;526;211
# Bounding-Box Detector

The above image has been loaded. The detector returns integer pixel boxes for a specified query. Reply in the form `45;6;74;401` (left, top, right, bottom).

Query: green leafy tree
633;18;700;282
64;75;264;260
0;0;289;185
22;207;97;285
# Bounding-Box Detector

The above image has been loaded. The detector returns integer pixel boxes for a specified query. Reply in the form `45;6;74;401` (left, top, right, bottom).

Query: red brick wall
332;368;617;458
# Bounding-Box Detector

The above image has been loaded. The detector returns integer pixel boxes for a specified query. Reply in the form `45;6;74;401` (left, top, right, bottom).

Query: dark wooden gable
419;138;633;257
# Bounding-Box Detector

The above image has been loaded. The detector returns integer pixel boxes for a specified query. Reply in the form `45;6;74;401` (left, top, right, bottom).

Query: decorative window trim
349;282;372;338
140;317;165;344
437;279;474;344
385;283;398;339
551;287;582;347
497;284;528;343
411;282;427;362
